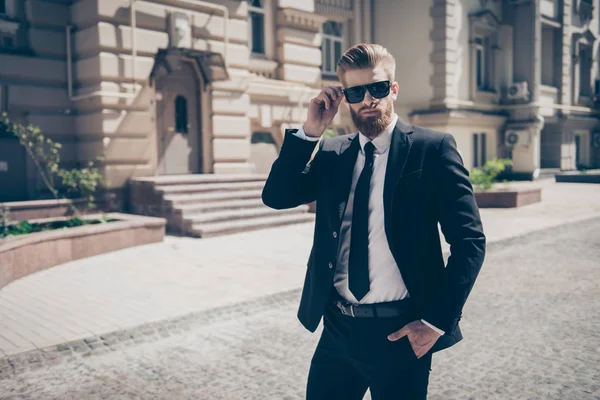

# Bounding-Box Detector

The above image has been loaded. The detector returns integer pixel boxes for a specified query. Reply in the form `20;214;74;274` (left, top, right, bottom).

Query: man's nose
362;90;375;106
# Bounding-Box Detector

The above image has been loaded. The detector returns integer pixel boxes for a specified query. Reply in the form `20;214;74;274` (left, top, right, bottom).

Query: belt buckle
336;301;355;317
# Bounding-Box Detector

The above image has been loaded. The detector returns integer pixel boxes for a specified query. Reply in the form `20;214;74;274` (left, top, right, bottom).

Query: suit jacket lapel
332;134;360;228
383;119;414;244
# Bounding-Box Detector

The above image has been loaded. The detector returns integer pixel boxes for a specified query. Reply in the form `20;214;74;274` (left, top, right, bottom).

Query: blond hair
336;43;396;83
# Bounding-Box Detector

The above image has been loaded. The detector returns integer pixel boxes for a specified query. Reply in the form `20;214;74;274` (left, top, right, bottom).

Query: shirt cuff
421;319;445;336
293;127;321;142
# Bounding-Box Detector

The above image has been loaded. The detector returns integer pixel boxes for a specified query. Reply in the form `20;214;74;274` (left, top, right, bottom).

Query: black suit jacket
262;118;486;353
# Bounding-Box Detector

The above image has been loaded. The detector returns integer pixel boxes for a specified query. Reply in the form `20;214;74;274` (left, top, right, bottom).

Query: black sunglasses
343;80;391;104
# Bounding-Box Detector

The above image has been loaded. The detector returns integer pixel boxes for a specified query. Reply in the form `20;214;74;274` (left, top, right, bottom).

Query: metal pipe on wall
130;0;229;66
176;0;229;66
66;25;73;99
353;0;362;44
65;24;137;102
131;0;137;90
65;0;230;103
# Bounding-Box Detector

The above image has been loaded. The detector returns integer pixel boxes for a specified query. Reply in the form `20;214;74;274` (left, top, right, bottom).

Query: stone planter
0;213;166;290
555;170;600;184
475;187;542;208
1;195;118;222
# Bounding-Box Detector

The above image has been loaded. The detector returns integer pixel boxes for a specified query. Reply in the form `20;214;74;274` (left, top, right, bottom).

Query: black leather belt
333;298;412;318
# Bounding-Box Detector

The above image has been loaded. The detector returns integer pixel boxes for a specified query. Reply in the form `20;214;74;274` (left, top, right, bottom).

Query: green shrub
0;205;10;238
323;128;337;138
0;113;106;212
0;217;117;238
470;158;513;190
57;161;106;210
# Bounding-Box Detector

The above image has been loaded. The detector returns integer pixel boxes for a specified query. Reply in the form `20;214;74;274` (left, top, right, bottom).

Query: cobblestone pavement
1;180;599;357
1;217;599;400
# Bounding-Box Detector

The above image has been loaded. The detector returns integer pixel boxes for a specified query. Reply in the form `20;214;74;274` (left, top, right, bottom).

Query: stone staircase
128;175;314;237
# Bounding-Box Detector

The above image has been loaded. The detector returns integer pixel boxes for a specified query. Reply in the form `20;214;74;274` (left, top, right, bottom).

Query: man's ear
391;81;399;101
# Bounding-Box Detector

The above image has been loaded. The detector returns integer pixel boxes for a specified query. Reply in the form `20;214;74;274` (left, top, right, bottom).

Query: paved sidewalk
2;217;600;399
0;180;599;357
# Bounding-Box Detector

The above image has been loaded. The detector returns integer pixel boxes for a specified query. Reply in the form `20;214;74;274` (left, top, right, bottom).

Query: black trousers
306;300;433;400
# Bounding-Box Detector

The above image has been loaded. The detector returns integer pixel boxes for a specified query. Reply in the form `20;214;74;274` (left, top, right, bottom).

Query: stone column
507;0;542;177
560;0;573;106
430;0;459;106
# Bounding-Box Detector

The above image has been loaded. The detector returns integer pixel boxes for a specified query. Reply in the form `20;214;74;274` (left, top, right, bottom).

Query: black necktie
348;141;375;301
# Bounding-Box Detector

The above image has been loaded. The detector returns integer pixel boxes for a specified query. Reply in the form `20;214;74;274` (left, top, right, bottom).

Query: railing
315;0;353;18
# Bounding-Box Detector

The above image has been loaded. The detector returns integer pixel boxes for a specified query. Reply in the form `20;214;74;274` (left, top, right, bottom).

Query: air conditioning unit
592;132;600;148
505;130;530;148
168;12;191;48
506;81;530;101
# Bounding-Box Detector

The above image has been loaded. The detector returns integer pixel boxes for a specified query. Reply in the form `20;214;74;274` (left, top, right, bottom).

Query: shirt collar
358;114;398;155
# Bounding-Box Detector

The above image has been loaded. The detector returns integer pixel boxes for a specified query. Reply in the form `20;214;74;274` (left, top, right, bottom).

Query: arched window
175;95;188;134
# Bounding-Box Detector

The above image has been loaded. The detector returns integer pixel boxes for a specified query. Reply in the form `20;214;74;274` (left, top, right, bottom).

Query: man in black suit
262;43;486;399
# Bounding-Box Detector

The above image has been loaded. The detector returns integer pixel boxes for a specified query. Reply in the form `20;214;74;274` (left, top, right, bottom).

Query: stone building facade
2;0;600;204
0;0;369;202
376;0;600;178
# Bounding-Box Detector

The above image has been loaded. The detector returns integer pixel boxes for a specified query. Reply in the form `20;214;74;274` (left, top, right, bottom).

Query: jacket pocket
399;168;423;179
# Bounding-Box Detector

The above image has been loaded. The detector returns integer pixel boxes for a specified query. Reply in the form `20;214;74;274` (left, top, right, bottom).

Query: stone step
130;173;313;238
164;189;264;205
157;181;265;195
177;198;267;214
191;213;315;238
132;174;269;186
185;205;309;224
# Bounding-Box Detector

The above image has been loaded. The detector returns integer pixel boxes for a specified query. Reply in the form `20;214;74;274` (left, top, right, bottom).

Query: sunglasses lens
369;81;391;98
344;81;391;103
344;87;366;104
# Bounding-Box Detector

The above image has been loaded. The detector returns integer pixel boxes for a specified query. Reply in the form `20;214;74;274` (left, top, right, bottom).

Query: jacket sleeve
422;133;486;334
262;129;325;210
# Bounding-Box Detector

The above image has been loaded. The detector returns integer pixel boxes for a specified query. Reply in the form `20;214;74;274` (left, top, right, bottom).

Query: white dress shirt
294;115;444;336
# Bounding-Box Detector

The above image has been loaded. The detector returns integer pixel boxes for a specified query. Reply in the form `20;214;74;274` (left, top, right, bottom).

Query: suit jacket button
332;232;337;238
328;262;333;269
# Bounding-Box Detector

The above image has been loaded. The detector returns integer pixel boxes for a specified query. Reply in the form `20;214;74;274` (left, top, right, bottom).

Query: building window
474;37;486;90
576;0;594;24
469;10;500;99
541;25;561;87
321;21;344;77
248;0;265;56
0;33;13;48
175;95;188;134
474;36;494;91
579;45;592;98
0;31;15;49
473;133;487;168
575;134;582;167
0;1;6;15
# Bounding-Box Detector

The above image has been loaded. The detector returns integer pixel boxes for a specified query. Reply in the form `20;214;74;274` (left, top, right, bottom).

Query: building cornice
277;8;327;32
409;108;508;128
